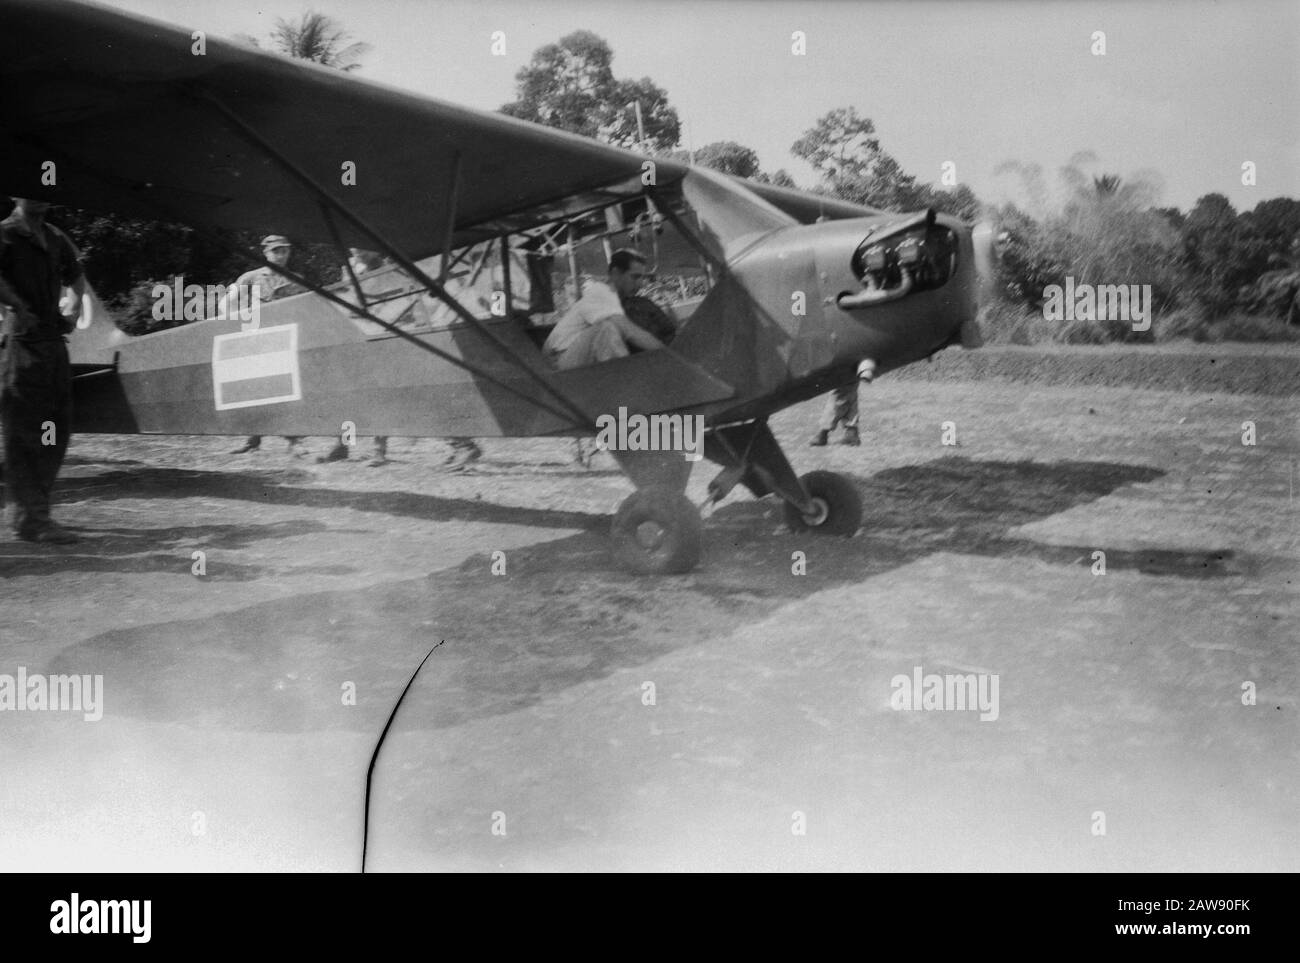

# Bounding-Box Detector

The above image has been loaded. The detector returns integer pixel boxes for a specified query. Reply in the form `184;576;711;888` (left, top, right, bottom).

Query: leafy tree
791;107;886;183
1154;206;1186;231
599;77;679;152
791;107;981;218
667;141;793;187
1219;197;1300;319
501;31;614;139
1239;197;1300;268
1239;265;1300;324
791;108;924;209
1180;193;1242;315
753;169;797;188
501;31;680;152
690;141;761;178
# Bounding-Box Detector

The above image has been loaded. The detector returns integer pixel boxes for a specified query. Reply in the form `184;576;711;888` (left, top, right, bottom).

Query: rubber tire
611;486;702;574
782;470;863;535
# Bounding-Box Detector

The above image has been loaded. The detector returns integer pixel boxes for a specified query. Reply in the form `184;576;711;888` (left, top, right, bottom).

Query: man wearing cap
0;198;86;543
229;235;304;306
228;235;308;455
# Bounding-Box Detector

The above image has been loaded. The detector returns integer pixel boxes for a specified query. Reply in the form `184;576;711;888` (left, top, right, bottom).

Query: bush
977;295;1300;346
976;297;1047;345
1237;268;1300;323
1209;311;1300;343
1055;318;1115;344
1151;305;1300;343
110;279;185;337
1151;304;1212;342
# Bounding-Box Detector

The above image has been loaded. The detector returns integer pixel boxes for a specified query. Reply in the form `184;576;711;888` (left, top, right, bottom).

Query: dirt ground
1;375;1296;871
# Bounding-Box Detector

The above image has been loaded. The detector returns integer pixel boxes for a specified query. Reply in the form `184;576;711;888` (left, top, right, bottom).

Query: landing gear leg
704;420;863;537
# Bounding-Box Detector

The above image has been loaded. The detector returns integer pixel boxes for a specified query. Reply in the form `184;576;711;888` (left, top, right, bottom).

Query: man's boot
809;429;830;447
837;427;861;446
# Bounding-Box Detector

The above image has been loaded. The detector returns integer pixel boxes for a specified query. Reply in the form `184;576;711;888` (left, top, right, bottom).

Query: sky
97;0;1298;214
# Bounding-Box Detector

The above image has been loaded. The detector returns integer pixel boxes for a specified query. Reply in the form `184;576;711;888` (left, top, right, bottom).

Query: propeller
967;218;1008;348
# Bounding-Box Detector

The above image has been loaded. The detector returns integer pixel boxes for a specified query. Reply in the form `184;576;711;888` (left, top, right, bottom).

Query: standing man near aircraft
228;235;308;456
0;197;85;543
809;384;861;447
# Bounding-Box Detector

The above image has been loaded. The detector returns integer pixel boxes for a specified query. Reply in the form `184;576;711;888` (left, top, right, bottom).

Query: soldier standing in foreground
0;197;85;543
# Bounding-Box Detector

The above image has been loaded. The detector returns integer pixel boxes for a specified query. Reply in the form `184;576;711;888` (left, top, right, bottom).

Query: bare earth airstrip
1;345;1296;872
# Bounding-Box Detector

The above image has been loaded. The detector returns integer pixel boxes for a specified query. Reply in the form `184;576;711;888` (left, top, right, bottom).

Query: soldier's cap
261;235;291;250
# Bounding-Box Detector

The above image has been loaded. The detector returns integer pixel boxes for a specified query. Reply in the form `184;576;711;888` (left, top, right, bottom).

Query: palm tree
267;11;370;71
1092;174;1123;197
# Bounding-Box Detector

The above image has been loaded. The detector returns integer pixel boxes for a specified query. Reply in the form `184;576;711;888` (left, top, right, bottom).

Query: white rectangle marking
212;323;301;411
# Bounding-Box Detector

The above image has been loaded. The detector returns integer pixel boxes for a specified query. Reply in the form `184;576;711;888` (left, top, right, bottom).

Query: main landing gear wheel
782;470;863;535
612;486;702;574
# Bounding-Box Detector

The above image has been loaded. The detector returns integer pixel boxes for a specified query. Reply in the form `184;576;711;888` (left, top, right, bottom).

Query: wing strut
438;150;462;286
195;88;597;432
320;201;369;311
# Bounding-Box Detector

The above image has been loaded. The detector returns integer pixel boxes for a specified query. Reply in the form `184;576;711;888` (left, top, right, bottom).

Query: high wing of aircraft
0;0;997;574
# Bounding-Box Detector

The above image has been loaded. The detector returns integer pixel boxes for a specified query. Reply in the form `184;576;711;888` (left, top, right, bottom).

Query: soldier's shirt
232;265;305;303
0;213;83;338
542;280;625;355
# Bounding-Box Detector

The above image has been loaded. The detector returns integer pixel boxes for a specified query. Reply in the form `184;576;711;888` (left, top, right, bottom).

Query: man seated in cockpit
543;248;665;369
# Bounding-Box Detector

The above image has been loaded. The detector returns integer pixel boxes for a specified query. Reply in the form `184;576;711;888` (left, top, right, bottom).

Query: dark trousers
1;337;72;534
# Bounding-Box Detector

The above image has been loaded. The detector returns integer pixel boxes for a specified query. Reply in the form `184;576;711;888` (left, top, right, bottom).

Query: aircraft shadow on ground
55;466;609;532
0;519;351;581
5;463;599;579
41;456;1240;736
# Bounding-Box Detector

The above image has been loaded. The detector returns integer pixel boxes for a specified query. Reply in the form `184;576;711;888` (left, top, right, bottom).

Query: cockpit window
336;195;713;340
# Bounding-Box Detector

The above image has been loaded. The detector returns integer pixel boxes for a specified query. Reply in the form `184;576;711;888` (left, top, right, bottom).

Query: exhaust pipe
836;269;914;309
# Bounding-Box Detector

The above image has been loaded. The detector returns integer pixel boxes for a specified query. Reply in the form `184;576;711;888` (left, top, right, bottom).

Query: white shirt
543;280;624;354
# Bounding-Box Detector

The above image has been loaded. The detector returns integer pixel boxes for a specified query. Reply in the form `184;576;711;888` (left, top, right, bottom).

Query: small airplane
1;0;997;574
